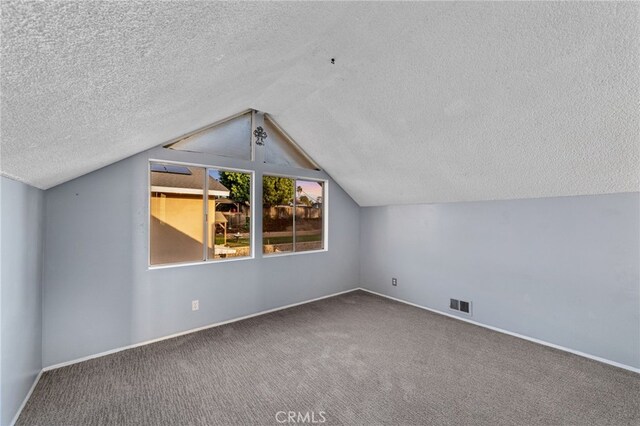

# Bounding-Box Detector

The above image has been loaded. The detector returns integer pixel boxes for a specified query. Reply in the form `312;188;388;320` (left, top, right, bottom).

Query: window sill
148;255;254;270
262;248;327;258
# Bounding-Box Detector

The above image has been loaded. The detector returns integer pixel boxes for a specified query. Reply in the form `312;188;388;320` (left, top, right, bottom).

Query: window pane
150;163;205;265
295;180;324;252
263;116;318;169
263;176;294;254
207;169;252;260
168;112;252;160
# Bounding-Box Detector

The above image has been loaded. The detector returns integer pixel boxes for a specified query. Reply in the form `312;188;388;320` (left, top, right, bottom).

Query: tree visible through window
262;176;324;254
209;169;252;259
149;162;252;266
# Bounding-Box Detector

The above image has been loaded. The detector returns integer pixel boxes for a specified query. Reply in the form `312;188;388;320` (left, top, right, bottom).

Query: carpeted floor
17;290;640;425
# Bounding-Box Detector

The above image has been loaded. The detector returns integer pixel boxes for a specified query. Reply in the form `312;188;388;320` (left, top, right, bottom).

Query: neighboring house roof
151;167;230;197
214;211;227;224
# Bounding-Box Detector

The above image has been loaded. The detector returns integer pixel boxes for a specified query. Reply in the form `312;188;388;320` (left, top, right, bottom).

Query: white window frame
262;173;328;258
148;159;255;269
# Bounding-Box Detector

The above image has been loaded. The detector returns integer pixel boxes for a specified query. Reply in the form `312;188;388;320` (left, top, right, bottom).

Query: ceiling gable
1;1;638;205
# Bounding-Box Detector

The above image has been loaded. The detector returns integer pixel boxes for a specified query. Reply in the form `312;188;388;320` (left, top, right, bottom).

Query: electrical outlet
392;278;398;286
192;300;199;311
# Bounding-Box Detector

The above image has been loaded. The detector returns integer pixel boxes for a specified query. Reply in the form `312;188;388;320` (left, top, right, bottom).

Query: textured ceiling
1;1;638;206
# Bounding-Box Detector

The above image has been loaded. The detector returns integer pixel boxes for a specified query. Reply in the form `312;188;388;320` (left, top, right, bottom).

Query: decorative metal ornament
254;126;267;146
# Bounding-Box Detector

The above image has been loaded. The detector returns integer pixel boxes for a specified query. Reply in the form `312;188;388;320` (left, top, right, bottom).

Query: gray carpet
17;290;640;426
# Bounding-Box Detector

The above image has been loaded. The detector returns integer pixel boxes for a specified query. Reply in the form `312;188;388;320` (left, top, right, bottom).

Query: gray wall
0;177;44;426
360;193;640;369
43;147;360;367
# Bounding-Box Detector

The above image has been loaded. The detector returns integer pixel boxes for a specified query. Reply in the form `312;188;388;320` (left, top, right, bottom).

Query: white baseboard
10;370;43;426
21;285;637;425
43;287;360;372
358;288;640;374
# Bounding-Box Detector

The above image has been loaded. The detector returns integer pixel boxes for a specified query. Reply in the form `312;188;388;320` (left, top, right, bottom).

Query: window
152;110;327;265
150;162;252;266
294;179;324;252
150;164;204;264
207;169;252;260
262;176;325;255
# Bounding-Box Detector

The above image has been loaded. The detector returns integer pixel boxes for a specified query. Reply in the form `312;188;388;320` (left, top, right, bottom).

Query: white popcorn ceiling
1;1;638;206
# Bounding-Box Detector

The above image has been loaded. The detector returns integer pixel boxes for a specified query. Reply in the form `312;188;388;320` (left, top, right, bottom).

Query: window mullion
292;179;296;252
203;168;209;261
